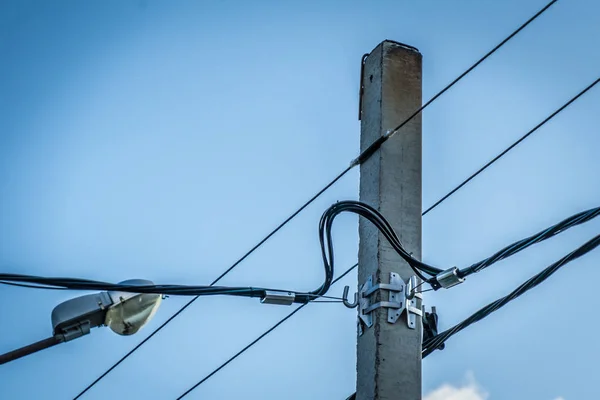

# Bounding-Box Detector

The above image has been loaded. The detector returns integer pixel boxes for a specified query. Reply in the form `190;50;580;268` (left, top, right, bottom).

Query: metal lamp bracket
358;273;422;334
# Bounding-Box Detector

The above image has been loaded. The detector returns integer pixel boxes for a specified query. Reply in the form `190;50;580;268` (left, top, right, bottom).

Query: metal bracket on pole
405;276;423;330
358;276;375;330
358;273;423;334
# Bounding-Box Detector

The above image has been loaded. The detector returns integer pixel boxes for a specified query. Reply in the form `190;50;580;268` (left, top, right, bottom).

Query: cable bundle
423;234;600;357
319;201;442;284
2;202;599;300
0;201;439;303
459;206;600;278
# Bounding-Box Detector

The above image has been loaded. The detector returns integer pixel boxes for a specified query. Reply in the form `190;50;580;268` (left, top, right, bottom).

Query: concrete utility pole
356;40;422;399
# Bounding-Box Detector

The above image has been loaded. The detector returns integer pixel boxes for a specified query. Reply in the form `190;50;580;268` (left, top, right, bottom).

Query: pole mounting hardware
353;273;424;334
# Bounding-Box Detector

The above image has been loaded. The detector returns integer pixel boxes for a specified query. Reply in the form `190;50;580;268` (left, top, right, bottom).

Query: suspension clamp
260;291;296;305
431;267;465;290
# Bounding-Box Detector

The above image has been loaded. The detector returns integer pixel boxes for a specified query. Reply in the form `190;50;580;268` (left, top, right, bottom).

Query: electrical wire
0;281;68;290
5;203;597;298
426;203;600;288
346;235;600;400
350;0;558;169
458;205;600;278
6;203;598;298
0;201;440;302
423;234;600;357
176;262;358;400
66;2;557;395
319;201;442;283
423;76;600;216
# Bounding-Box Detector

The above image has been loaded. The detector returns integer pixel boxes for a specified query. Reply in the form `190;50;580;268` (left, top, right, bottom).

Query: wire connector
432;267;465;290
260;291;295;306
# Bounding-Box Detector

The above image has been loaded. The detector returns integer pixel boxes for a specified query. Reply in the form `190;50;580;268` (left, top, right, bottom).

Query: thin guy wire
176;263;358;400
423;76;600;216
350;0;558;167
72;166;351;399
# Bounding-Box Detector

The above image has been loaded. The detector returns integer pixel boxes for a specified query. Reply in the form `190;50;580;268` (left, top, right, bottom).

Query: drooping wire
423;76;600;216
69;1;558;396
422;234;600;357
319;201;442;283
0;201;440;301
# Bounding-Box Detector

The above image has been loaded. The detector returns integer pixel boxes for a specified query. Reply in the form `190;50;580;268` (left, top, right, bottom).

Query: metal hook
406;276;418;300
342;286;359;309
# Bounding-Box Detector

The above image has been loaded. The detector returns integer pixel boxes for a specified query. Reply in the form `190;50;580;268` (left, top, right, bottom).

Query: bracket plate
358;276;373;328
387;272;406;323
406;292;423;329
358;273;423;332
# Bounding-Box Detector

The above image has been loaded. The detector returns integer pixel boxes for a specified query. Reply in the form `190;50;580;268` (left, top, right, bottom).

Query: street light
0;279;162;365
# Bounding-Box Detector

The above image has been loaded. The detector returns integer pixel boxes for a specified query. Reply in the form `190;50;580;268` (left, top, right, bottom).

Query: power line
3;201;443;300
423;76;600;216
422;234;600;357
172;202;600;397
8;202;600;297
72;2;557;396
458;205;600;277
350;0;559;168
176;263;358;400
170;74;600;398
347;236;600;400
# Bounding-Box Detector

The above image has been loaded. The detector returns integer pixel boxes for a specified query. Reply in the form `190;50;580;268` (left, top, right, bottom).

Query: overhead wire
59;0;557;396
175;262;359;400
458;205;600;277
1;201;439;301
423;76;600;216
177;202;600;399
346;234;600;400
350;0;558;169
172;73;600;400
422;234;600;357
14;201;600;297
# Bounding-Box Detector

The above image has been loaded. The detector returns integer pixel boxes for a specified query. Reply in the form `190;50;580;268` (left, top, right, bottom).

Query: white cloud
425;373;562;400
424;372;488;400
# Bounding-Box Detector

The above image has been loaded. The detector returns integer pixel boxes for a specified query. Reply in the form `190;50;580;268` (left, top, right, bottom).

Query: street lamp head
51;279;162;340
104;279;162;335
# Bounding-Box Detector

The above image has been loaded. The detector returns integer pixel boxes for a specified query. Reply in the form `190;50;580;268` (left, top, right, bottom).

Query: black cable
346;235;600;400
7;204;598;296
352;0;558;168
426;204;600;289
176;262;358;400
459;206;600;277
318;201;442;286
1;201;440;301
423;234;600;357
69;2;557;395
175;200;600;398
0;281;68;290
423;76;600;216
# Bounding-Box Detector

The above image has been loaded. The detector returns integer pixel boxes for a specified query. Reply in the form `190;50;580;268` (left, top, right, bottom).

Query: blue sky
1;1;599;399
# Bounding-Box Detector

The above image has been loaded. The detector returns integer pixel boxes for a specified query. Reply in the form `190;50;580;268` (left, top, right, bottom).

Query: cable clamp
432;267;465;290
260;291;295;306
57;321;91;342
